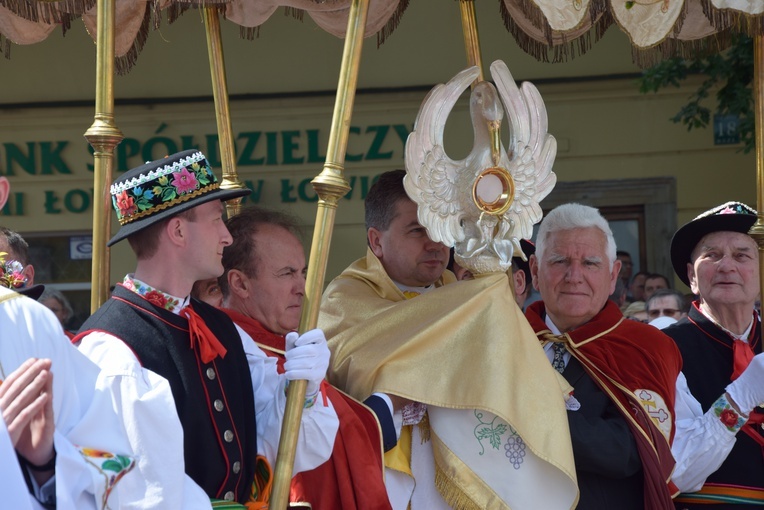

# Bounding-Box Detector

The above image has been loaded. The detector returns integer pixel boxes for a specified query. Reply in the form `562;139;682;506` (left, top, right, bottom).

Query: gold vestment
319;248;578;510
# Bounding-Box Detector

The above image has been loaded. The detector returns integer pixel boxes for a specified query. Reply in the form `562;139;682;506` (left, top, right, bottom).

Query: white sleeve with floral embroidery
671;372;740;492
77;331;212;510
234;325;339;474
0;288;151;510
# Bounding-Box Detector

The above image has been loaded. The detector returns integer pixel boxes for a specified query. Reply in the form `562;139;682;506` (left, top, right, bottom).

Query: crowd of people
612;251;694;330
2;150;763;510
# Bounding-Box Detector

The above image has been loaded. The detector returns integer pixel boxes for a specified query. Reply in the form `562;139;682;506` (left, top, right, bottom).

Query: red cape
223;308;390;510
526;300;681;509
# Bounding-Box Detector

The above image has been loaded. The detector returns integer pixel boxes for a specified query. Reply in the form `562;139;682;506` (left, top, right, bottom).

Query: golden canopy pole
269;0;369;506
84;0;123;312
749;37;764;300
459;0;484;84
204;7;247;218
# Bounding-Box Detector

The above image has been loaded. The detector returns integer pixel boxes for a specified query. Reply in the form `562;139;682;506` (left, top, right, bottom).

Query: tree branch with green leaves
638;35;754;153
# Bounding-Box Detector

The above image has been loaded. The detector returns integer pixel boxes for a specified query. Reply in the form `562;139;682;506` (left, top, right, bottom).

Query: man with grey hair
525;202;682;510
663;201;764;507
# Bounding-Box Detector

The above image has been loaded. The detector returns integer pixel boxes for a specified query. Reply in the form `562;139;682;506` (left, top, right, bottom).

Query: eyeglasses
647;308;680;318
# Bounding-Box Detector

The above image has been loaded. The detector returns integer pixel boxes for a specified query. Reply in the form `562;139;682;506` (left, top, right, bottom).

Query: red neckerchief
686;301;760;355
180;305;227;363
222;308;287;370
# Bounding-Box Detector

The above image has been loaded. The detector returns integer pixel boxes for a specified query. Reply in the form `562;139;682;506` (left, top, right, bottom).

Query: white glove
726;352;764;416
284;329;330;396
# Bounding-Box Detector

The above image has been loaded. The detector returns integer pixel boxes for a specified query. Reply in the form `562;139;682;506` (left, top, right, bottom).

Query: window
26;232;92;330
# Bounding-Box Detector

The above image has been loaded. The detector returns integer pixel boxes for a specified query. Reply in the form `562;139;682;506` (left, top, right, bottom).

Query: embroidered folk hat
107;150;250;246
0;253;44;299
670;201;757;286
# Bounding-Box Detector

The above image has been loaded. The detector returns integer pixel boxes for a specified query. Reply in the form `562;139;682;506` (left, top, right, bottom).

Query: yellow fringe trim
434;466;480;510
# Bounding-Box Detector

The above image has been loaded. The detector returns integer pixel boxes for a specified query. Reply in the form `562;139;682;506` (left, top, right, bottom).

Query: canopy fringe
163;0;226;26
377;0;409;47
701;0;764;37
283;0;342;25
283;6;304;21
239;25;260;40
505;0;548;31
631;31;732;68
169;0;229;6
594;9;613;40
0;33;10;60
0;0;93;24
151;0;163;30
165;3;193;25
501;0;613;63
669;0;688;37
115;3;151;75
589;0;609;27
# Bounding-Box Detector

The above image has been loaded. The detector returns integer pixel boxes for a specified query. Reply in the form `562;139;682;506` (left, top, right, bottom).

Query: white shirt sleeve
671;372;738;492
77;332;211;510
0;291;158;510
235;325;339;475
0;416;35;510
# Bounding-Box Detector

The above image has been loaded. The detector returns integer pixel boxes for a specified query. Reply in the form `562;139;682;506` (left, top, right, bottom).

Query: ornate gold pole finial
269;0;368;506
459;0;484;86
204;7;247;219
84;0;123;312
749;36;764;296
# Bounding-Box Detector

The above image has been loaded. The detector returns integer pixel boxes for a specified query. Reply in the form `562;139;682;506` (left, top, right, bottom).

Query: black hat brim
107;187;250;247
519;239;535;259
670;213;756;286
17;284;45;301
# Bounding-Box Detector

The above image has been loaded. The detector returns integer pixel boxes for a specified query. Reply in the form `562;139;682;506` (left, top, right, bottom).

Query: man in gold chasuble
319;170;578;510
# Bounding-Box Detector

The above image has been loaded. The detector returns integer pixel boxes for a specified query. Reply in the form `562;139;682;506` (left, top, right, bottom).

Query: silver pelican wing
404;65;481;248
491;60;557;242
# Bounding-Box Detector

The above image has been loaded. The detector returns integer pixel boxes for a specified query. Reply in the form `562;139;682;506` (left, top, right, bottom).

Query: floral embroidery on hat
172;167;199;195
123;275;182;313
116;190;136;218
694;201;756;220
111;152;218;225
0;252;26;290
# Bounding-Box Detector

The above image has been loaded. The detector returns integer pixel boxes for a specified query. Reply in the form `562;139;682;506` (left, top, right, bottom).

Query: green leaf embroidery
101;460;126;473
162;188;177;201
473;410;508;455
135;197;152;210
